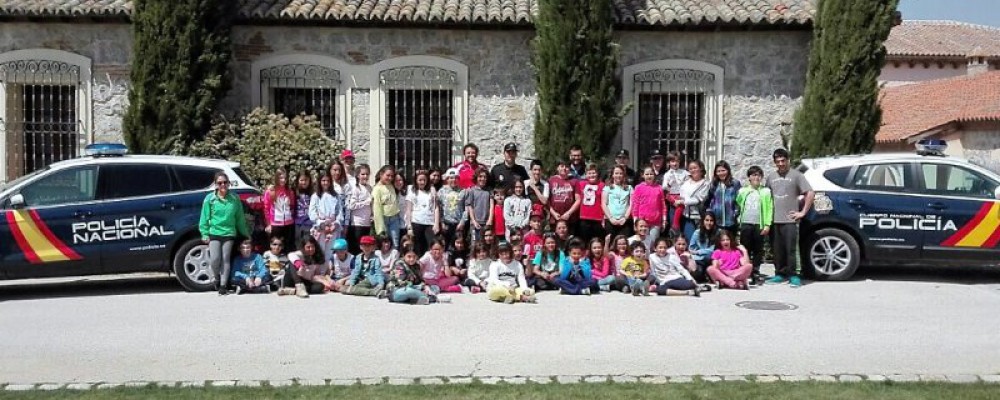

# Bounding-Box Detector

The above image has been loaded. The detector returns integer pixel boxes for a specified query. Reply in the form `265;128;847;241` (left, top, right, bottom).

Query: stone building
0;0;815;183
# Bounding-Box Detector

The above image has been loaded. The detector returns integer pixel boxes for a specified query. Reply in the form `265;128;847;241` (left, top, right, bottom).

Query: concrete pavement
1;267;1000;384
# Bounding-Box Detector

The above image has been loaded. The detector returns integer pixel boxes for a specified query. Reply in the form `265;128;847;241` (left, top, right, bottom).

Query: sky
897;0;1000;26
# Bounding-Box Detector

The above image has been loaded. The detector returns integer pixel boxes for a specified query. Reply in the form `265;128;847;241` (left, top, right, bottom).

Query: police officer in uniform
605;149;637;186
491;142;529;191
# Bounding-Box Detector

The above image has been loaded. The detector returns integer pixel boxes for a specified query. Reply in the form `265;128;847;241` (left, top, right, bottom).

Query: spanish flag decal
4;210;82;264
941;203;1000;248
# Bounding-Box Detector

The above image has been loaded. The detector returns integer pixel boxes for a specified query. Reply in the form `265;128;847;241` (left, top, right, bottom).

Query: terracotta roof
877;71;1000;143
886;20;1000;58
0;0;815;26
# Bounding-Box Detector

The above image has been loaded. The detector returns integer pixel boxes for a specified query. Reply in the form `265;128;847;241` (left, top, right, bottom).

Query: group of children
228;146;783;302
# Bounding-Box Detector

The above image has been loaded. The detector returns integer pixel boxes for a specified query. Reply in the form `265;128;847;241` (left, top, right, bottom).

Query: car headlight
814;192;833;214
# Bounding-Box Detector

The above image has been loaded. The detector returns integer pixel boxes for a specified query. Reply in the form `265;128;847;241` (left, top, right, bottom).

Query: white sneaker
436;294;452;303
581;288;591;296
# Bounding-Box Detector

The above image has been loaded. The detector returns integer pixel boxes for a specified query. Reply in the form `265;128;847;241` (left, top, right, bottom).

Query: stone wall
0;22;132;145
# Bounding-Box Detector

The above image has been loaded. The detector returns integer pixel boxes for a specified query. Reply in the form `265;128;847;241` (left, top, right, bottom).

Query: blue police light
84;143;129;157
916;139;947;156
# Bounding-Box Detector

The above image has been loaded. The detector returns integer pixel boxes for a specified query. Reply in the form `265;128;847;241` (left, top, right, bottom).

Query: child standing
602;165;633;248
486;243;536;304
530;234;563;291
293;170;314;244
463;242;492;293
708;230;753;290
736;166;773;286
576;163;606;245
525;160;550;221
555;239;595;295
491;187;507;239
619;241;650;296
705;161;742;233
231;239;273;294
436;168;466;248
420;240;463;293
372;165;403;250
264;168;296;250
346;164;374;254
522;216;544;262
631;166;667;243
648;237;700;296
661;151;689;236
548;161;581;227
503;180;532;241
406;170;438;256
309;171;345;261
463;170;494;244
343;235;387;297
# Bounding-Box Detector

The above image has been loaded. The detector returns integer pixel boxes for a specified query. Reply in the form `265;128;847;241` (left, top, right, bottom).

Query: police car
800;140;1000;281
0;143;263;291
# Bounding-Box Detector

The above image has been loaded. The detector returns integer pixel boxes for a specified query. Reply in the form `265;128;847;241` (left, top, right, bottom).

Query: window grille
380;66;457;177
0;60;81;179
259;64;340;139
632;69;718;166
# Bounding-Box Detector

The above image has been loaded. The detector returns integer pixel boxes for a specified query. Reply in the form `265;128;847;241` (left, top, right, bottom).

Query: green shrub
175;108;343;187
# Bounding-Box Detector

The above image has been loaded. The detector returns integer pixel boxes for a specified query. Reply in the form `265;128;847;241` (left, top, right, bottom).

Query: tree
123;0;236;154
791;0;899;158
533;0;623;168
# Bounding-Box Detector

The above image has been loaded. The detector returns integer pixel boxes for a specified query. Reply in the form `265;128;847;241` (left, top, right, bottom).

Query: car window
232;167;255;188
172;165;220;191
852;163;910;191
18;166;97;207
921;163;999;199
822;167;852;187
98;164;173;199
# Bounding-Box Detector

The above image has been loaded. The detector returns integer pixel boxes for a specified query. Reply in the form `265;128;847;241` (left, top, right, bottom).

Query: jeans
577;219;606;245
656;278;697;295
390;286;428;304
596;275;617;290
555;276;596;295
771;223;800;278
682;217;701;244
233;275;274;293
208;238;235;289
384;214;402;249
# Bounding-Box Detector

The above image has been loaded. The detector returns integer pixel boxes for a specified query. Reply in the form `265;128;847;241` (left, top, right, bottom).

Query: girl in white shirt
647;237;700;296
406;170;438;256
345;164;373;254
309;171;345;261
486;243;536;304
675;160;710;242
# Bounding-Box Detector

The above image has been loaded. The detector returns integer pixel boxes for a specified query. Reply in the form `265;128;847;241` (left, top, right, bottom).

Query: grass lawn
1;381;998;400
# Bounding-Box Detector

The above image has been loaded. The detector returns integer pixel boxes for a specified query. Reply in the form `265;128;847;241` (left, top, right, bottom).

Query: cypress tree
533;0;622;167
791;0;899;158
123;0;236;154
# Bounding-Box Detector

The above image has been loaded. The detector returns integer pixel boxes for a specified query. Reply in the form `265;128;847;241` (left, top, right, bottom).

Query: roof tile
0;0;815;26
877;71;1000;142
886;20;1000;58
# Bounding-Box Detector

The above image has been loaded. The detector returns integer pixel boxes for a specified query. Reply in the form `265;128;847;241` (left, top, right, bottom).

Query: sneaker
789;276;802;288
599;284;610;292
436;294;452;303
521;294;537;303
504;294;516;304
376;290;388;299
235;286;243;295
471;286;482;294
461;286;471;294
622;285;632;294
631;283;641;297
641;282;650;296
265;285;272;294
277;287;296;296
416;297;430;305
294;283;309;298
692;286;701;297
581;288;591;296
218;287;228;296
766;275;788;285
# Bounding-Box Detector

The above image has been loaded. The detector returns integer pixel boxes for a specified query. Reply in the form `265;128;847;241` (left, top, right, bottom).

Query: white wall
880;64;967;86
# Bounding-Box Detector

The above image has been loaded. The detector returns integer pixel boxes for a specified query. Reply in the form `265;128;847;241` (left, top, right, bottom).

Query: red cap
341;149;355;159
359;235;376;246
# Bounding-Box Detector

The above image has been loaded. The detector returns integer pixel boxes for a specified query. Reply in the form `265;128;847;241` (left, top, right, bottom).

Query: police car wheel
173;239;215;292
804;228;860;281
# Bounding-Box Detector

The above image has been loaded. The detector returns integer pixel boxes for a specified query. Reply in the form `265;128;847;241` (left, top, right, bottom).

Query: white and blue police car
0;143;263;291
800;140;1000;280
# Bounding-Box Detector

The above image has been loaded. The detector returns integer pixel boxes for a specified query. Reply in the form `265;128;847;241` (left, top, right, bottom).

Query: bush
174;108;344;187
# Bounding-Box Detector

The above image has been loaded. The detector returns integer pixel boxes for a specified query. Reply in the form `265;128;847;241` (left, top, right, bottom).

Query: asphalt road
2;266;1000;383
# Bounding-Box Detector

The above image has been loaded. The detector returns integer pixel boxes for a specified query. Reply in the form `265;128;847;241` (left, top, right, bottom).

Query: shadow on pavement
850;265;1000;285
0;275;183;302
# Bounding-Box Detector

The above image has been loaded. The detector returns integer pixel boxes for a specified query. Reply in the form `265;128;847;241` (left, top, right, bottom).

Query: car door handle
73;210;93;219
161;201;178;210
927;202;947;210
847;199;866;206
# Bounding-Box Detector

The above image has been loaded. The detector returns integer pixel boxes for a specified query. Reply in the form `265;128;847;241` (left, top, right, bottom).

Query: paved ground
2;265;1000;384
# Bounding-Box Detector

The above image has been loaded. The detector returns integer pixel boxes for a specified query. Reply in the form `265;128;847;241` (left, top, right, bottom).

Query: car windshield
0;167;50;192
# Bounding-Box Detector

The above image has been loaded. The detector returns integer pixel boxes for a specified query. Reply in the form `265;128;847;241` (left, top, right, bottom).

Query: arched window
251;54;360;142
370;56;468;175
0;49;91;182
622;60;724;167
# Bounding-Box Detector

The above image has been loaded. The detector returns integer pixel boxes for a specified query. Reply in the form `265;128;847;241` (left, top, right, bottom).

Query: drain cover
735;301;798;311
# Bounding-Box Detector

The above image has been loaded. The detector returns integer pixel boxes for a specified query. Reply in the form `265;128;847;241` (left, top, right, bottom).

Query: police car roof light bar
84;143;129;157
916;139;947;157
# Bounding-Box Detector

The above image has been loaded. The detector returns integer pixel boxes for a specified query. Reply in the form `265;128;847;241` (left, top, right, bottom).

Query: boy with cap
436;167;466;248
491;142;529;191
340;149;357;185
343;235;387;297
329;238;354;292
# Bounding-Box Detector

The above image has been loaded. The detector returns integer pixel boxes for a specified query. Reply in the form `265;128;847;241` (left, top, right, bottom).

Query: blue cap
332;238;348;251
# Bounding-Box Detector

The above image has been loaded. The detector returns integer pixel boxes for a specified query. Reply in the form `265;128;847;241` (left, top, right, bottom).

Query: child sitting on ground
555;239;595;295
708;230;753;290
619;241;651;296
487;243;536;304
263;236;288;288
329;238;354;292
231;239;273;294
387;247;435;305
463;242;492;293
530;233;563;291
420;240;463;293
648;237;700;297
374;235;399;277
343;235;387;297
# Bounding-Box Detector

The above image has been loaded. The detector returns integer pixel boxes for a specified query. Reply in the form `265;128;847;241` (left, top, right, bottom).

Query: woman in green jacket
199;171;250;295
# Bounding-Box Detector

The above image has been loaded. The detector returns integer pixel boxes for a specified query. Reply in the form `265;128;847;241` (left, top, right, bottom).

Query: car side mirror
9;194;25;209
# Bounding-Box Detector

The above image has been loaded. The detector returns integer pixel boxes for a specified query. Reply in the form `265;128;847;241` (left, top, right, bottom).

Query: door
0;165;101;279
846;162;924;262
918;162;1000;263
95;164;186;272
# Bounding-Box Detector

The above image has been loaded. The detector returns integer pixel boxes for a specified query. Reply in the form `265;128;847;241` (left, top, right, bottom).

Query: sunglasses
216;181;230;185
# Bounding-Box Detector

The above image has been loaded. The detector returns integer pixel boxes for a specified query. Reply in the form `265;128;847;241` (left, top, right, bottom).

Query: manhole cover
735;301;798;311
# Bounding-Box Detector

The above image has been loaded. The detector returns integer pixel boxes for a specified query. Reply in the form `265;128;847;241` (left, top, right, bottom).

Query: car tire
172;238;215;292
802;228;861;281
